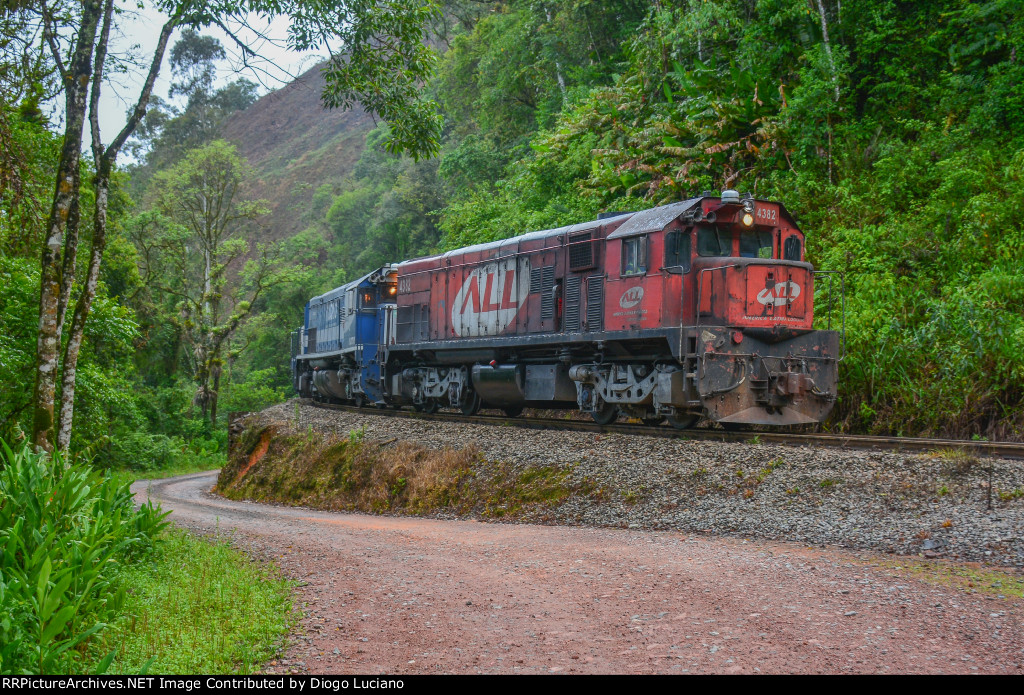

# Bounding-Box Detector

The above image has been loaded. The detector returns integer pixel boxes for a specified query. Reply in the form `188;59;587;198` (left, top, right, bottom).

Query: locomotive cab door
528;251;559;333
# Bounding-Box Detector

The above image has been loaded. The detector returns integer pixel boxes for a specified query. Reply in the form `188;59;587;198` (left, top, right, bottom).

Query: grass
106;528;294;674
927;447;980;476
858;557;1024;601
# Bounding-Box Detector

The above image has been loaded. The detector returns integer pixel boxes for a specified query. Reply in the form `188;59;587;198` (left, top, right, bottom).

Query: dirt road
133;471;1023;674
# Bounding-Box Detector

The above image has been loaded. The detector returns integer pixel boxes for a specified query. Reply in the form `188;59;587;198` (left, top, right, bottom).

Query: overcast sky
96;3;330;154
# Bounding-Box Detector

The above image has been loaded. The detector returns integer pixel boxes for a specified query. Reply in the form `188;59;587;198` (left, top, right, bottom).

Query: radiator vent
531;265;556;320
530;265;555;294
586;276;604;331
568;232;595;270
564;276;581;331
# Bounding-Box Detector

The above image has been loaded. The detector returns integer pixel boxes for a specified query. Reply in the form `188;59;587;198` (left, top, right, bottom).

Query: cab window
740;231;774;259
621;236;648;276
664;230;692;271
359;290;377;310
697;227;731;257
783;235;802;261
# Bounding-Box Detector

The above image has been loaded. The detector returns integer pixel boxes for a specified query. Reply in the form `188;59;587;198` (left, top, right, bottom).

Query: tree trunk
56;157;111;452
32;1;104;451
56;190;83;331
210;363;221;425
54;9;179;452
815;0;841;102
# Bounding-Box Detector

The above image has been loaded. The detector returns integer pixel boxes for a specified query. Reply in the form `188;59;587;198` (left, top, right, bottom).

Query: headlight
741;212;755;227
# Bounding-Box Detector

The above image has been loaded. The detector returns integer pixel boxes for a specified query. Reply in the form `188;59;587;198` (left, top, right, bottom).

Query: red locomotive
293;191;843;428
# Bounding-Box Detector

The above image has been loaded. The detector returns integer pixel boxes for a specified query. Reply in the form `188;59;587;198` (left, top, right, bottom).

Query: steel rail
299;400;1024;460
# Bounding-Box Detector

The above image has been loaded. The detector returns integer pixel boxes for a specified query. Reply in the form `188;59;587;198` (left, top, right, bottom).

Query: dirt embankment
221;402;1024;568
218;420;591;522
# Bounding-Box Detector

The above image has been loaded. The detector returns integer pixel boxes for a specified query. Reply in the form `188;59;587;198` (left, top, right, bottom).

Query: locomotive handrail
812;270;846;362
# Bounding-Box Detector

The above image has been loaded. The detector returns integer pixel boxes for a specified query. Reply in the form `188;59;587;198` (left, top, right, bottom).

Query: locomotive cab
675;194;841;426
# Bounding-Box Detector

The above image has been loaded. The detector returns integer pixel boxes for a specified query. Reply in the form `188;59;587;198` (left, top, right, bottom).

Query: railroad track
301;400;1024;460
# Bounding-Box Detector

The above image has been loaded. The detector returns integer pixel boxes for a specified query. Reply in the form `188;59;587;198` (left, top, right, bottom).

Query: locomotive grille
538;266;556;319
586;276;604;331
530;265;555;295
564;276;581;331
568;232;595;270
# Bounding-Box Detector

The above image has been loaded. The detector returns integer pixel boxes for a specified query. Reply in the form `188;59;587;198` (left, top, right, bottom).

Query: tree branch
106;15;181;159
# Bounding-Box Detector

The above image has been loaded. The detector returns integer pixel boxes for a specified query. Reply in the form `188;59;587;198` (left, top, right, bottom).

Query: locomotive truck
291;191;844;428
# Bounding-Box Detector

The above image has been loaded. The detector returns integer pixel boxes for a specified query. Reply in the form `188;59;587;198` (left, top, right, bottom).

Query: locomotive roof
308;265;397;306
440;218;607;259
606;197;701;239
395;196;798;272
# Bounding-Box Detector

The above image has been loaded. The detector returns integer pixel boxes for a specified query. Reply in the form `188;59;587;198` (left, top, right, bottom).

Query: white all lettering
451;258;531;337
756;281;801;307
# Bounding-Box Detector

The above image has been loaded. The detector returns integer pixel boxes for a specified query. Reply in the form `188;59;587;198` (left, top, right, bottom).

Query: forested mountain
218;64;375;244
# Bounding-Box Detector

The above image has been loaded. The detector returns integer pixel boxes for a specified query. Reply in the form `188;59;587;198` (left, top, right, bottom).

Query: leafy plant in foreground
0;440;168;674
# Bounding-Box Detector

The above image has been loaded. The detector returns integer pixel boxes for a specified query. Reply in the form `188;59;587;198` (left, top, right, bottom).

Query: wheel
352;393;365;408
415;400;439;414
721;422;746;432
501;406;524;418
460;391;482;416
590;402;619;425
667;413;699;430
642;416;665;426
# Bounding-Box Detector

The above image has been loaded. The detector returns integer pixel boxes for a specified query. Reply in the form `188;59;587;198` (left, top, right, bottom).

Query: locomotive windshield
784;235;803;261
740;231;774;259
697;226;731;257
664;230;692;271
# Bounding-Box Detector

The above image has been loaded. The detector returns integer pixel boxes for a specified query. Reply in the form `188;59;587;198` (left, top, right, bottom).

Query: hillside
219;62;375;242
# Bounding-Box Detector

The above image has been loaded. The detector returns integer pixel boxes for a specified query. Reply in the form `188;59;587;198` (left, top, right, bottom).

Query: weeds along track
300;399;1024;460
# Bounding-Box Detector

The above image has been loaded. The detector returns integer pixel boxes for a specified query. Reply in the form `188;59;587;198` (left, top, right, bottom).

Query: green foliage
0;256;144;450
142;140;299;423
106;529;293;674
0;439;168;674
0;107;60;256
105;432;222;474
220;368;289;415
304;0;444;157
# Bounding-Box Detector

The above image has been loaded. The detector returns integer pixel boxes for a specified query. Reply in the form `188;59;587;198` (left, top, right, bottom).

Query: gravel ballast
248;401;1024;568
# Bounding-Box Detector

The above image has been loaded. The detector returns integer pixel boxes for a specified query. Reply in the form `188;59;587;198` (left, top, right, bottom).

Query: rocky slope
223;401;1024;569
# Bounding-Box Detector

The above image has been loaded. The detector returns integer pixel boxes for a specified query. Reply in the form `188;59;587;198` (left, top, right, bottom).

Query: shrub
0;440;168;674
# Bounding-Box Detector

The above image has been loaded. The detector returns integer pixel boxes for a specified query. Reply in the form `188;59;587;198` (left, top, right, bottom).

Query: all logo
619;286;644;309
451;258;531;337
756;281;801;307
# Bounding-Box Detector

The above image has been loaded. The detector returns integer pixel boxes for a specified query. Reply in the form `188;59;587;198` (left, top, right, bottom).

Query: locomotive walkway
134;471;1023;674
